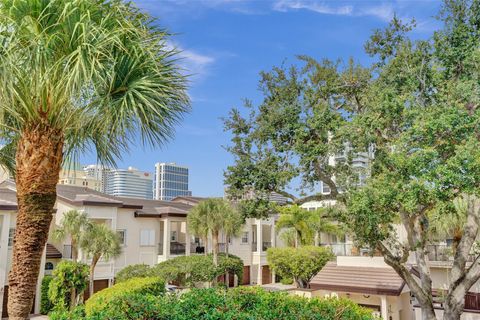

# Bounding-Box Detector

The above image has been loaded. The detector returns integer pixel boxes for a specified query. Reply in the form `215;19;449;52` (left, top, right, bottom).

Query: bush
267;246;333;288
49;305;85;320
152;253;243;287
85;276;164;316
115;264;153;283
40;275;54;314
48;260;89;310
79;287;375;319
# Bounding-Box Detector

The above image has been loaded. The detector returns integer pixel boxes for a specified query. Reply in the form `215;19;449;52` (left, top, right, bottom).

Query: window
241;232;249;244
45;262;54;271
170;230;177;242
8;228;15;247
140;229;155;246
117;230;126;246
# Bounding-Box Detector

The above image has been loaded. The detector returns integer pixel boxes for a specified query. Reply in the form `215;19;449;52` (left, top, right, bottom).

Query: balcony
252;242;272;252
158;242;186;256
319;243;382;257
426;244;475;262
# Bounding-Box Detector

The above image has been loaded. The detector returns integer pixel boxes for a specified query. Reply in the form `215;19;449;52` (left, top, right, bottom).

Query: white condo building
106;167;153;199
154;162;191;201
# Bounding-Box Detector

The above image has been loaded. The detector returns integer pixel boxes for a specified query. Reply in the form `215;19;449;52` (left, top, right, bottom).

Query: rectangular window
140;229;155;246
171;230;177;242
8;228;15;247
117;229;126;246
241;232;249;244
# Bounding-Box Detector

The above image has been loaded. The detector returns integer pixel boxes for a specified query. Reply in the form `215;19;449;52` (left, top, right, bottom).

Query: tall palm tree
308;208;341;246
80;223;121;297
220;203;243;287
52;210;91;261
276;205;311;248
0;1;188;318
188;199;233;266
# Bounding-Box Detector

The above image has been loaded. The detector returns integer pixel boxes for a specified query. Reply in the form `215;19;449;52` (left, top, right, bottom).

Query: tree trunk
314;231;319;246
89;255;100;298
294;231;299;248
225;240;230;288
8;125;63;320
71;238;78;262
212;232;219;267
203;236;208;256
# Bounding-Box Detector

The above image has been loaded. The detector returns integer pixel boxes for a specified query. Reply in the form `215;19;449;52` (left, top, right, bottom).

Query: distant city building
154;162;191;201
59;163;102;191
83;164;111;193
106;167;153;199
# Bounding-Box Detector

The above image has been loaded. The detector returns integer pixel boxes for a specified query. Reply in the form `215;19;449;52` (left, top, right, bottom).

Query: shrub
48;261;89;311
49;305;85;320
115;264;153;283
267;246;334;288
152;253;243;287
62;287;376;320
40;275;54;314
85;276;164;316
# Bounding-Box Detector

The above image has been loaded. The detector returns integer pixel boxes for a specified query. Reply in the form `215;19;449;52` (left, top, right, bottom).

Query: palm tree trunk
8;125;63;320
212;232;219;266
89;255;100;298
71;238;78;262
225;239;230;288
314;231;319;246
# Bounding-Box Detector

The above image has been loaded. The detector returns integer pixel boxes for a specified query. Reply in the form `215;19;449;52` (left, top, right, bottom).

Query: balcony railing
158;242;187;255
426;244;476;262
319;243;382;257
191;243;205;254
252;242;272;252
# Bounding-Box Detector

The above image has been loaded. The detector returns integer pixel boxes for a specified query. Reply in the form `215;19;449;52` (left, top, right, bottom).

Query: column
0;213;11;318
185;221;190;256
256;220;262;253
34;245;47;313
270;222;276;283
162;219;170;260
380;295;388;320
257;264;262;285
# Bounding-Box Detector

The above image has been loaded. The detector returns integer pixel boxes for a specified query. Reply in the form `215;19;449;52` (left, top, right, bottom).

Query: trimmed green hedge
115;264;153;283
63;286;376;319
40;275;54;314
85;277;164;316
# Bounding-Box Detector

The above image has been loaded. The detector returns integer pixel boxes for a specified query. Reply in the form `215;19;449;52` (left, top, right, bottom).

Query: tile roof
310;262;405;296
46;243;62;259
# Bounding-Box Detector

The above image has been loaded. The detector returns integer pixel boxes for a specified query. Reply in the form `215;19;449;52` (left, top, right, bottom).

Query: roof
0;180;195;216
171;196;206;205
46;243;62;259
310;262;405;296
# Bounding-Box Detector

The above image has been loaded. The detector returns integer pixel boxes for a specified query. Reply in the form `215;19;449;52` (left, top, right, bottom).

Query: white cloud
165;41;215;80
272;0;395;21
273;0;353;15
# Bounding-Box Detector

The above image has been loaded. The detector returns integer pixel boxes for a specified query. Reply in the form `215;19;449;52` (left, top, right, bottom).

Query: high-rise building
153;162;191;201
59;163;102;191
106;167;153;199
83;164;111;193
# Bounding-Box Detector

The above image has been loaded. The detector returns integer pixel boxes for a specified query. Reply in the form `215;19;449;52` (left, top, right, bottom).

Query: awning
46;243;62;259
310;262;405;296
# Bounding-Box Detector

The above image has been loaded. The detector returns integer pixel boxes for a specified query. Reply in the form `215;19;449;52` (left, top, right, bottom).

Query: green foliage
0;0;189;164
85;277;165;316
48;261;89;310
152;254;243;287
267;246;333;288
52;210;91;261
115;264;153;283
40;275;54;315
276;205;312;247
49;306;85;320
73;287;375;320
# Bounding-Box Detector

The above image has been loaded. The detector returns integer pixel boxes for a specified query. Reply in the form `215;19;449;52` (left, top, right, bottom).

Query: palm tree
52;210;91;261
0;1;188;318
308;208;341;246
80;223;121;297
276;205;311;248
188;199;234;266
221;203;244;286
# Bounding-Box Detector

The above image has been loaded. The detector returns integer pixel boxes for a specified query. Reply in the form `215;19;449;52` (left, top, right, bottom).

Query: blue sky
86;0;443;197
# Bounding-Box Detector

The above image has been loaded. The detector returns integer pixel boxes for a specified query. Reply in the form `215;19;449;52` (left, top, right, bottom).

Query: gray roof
0;180;194;216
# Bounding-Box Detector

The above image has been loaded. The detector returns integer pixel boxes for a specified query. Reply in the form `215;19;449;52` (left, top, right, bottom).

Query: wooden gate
242;266;250;285
262;265;271;285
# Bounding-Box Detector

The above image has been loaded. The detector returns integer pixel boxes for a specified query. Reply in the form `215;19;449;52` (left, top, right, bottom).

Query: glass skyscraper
154;162;191;201
105;167;153;199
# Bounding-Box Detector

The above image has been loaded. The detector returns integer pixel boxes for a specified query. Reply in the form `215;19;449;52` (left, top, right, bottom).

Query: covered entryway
261;265;271;285
242;266;250;285
84;279;110;301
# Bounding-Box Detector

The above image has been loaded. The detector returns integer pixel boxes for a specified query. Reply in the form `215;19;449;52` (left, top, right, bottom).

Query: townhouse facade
0;181;282;318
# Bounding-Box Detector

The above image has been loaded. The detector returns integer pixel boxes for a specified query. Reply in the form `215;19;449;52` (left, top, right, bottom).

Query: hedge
115;263;153;283
40;275;54;314
65;286;376;320
85;276;164;316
